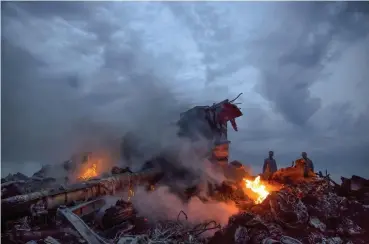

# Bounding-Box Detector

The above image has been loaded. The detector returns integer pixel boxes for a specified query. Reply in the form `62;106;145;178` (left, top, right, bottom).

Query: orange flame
80;163;98;180
127;189;135;201
244;176;270;204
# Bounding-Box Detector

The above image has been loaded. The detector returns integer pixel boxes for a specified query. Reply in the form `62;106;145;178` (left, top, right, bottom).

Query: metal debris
44;236;61;244
2;163;369;244
209;175;369;244
309;217;326;232
57;206;108;244
234;226;250;243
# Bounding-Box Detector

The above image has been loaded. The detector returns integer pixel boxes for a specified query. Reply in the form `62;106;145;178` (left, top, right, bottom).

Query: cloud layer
2;2;369;179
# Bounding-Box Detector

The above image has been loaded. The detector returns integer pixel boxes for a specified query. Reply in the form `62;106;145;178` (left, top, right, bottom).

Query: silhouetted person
301;152;314;177
262;151;278;179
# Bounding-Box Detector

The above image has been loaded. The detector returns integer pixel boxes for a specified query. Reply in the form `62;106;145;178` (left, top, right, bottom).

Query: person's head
301;152;307;159
269;151;274;158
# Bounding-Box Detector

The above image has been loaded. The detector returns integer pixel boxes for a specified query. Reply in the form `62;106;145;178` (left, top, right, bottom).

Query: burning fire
244;176;270;204
80;164;98;180
127;189;135;201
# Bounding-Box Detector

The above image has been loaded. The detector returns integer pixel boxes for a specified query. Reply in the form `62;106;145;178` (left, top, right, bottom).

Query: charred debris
2;95;369;244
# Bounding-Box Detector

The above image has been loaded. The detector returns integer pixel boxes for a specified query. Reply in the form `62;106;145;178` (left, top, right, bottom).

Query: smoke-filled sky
1;2;369;179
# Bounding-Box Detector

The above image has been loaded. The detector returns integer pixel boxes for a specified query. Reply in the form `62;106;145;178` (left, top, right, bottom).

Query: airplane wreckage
2;94;369;244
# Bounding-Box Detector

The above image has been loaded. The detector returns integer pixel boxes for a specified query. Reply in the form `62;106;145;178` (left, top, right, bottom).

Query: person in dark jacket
301;152;314;177
262;151;278;179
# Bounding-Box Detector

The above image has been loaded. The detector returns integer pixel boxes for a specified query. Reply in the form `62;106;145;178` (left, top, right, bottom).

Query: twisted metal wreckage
2;94;369;244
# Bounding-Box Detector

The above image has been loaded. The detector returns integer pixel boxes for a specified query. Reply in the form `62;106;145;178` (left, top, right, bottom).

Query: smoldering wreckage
2;95;369;244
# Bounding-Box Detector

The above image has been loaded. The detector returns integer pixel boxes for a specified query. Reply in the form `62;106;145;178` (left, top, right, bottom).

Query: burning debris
2;96;369;243
3;162;369;244
79;164;98;181
210;174;369;244
244;176;270;204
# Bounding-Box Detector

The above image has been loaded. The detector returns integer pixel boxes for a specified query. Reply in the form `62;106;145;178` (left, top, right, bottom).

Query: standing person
262;151;278;180
301;152;314;177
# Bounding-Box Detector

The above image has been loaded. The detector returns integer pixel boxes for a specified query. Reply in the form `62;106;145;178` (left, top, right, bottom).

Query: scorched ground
2;96;369;243
2;163;369;244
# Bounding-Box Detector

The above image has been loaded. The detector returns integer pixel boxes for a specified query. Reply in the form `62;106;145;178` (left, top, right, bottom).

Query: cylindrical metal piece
1;168;163;220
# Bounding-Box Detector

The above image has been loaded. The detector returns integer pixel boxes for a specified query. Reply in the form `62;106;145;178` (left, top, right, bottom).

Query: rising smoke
1;6;191;176
132;186;239;226
2;37;235;224
2;3;235;225
103;186;239;228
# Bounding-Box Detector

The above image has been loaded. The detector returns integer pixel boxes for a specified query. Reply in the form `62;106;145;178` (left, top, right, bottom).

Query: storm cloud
1;2;368;179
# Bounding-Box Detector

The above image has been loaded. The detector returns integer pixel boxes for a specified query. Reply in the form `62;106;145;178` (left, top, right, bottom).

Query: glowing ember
127;189;135;201
244;176;270;204
80;164;98;180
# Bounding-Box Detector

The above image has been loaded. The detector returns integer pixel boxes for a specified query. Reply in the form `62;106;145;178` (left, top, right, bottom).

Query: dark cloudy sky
1;2;369;180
